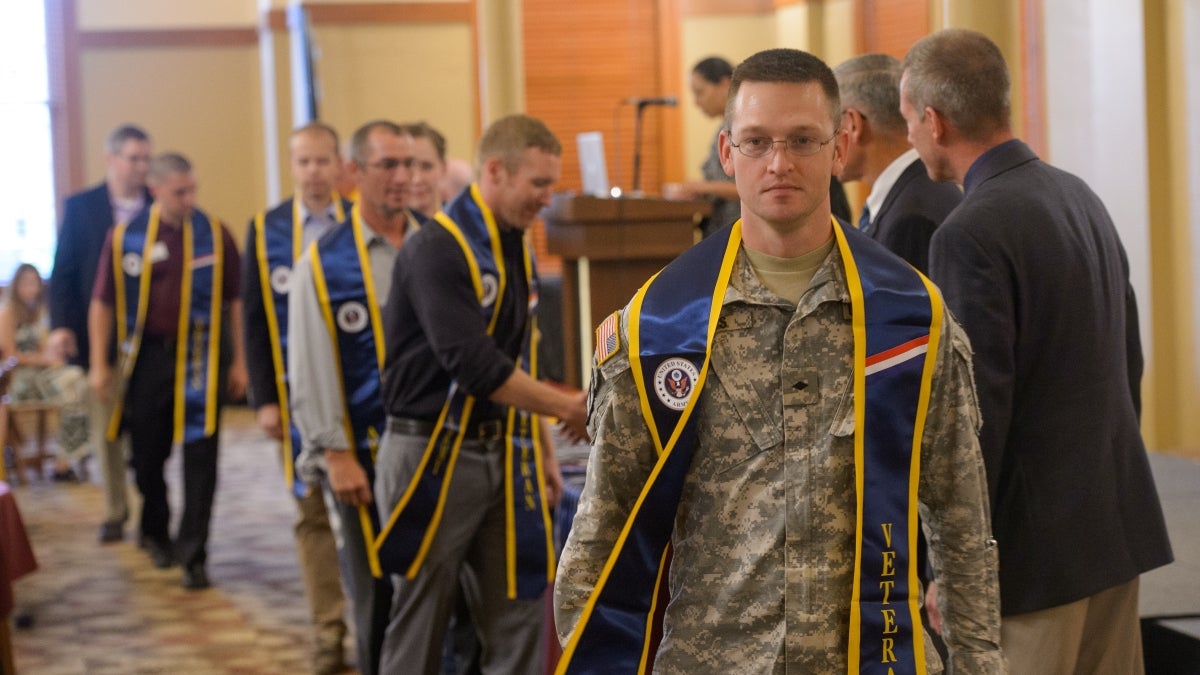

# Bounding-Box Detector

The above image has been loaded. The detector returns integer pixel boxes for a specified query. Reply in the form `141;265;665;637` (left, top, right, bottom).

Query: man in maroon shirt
87;152;247;590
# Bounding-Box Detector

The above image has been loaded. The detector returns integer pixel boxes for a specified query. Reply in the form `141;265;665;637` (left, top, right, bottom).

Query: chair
0;357;60;486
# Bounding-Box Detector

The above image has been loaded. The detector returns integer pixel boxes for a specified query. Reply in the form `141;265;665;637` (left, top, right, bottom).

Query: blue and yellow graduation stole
306;202;392;576
109;204;223;445
375;183;555;600
558;219;940;675
253;194;348;497
841;217;940;675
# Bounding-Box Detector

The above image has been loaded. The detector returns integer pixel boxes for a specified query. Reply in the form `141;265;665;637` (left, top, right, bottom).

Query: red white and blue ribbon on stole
109;204;223;445
837;218;940;675
254;195;349;497
375;184;554;600
308;203;391;577
557;221;741;675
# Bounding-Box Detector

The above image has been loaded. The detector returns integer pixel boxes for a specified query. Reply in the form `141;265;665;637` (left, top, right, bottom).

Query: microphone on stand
626;95;678;193
623;96;679;107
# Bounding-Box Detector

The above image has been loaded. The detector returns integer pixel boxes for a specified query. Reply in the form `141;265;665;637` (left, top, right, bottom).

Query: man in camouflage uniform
555;48;1005;673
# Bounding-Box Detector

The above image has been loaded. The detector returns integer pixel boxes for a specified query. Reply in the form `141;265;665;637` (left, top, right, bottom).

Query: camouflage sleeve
918;308;1007;673
554;310;658;645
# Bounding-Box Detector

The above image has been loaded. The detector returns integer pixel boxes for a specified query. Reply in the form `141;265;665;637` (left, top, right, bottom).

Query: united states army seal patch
653;357;699;411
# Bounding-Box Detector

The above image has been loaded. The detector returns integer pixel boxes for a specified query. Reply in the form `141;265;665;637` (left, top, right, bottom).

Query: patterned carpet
6;406;351;674
7;403;1198;673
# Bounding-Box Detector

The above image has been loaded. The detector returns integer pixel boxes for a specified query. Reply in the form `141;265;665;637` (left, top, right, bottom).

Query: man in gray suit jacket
901;29;1172;674
834;53;961;275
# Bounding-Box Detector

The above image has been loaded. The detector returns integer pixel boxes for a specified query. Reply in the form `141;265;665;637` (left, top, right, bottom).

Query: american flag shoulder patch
594;311;621;365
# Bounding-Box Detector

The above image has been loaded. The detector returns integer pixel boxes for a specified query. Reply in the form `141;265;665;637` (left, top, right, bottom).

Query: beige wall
77;0;257;29
73;1;479;244
310;22;477;164
678;14;773;181
79;44;265;244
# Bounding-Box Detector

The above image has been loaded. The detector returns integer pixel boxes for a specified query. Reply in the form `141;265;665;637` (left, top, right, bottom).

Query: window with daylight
0;2;56;283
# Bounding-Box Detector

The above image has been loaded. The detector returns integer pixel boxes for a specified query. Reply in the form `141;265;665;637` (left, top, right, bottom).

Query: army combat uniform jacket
556;245;1005;674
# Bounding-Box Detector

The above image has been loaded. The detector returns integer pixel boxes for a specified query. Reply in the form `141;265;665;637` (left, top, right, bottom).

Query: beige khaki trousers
1001;577;1144;675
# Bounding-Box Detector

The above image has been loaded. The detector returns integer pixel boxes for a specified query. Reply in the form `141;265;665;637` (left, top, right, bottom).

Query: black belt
386;416;506;441
140;335;178;347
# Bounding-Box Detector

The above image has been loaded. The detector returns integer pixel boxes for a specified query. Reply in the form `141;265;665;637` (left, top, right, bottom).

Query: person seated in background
0;263;91;481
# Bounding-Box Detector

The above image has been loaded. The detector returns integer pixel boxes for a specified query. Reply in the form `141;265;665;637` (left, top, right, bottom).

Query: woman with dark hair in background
1;263;91;481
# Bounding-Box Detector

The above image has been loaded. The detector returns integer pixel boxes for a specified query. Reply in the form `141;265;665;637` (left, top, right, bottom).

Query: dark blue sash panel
563;422;696;674
258;202;309;498
561;226;736;673
842;225;933;674
636;226;732;446
510;408;551;599
315;223;385;487
181;214;218;444
261;200;297;359
117;221;149;342
376;388;471;576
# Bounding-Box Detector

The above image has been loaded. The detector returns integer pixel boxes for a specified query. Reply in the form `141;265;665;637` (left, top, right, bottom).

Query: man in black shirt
374;114;587;675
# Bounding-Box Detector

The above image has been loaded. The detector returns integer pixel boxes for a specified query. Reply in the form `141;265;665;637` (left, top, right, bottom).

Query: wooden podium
544;193;710;388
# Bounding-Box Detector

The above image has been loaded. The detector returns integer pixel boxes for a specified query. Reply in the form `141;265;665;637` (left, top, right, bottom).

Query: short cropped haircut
291;121;341;155
105;124;150;155
725;48;840;129
902;29;1011;140
834;53;906;135
148;152;192;183
476;114;561;173
692;56;734;85
350;120;405;166
404;121;447;162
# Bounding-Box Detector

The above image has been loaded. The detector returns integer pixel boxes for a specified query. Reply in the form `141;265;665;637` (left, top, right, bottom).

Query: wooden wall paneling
522;0;675;274
657;0;685;184
857;0;930;57
523;0;667;194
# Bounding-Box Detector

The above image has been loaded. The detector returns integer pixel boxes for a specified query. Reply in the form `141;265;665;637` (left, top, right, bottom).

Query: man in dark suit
49;123;152;543
834;53;960;275
902;29;1173;673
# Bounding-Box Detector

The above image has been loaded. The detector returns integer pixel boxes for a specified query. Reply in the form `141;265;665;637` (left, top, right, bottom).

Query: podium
544;193;710;388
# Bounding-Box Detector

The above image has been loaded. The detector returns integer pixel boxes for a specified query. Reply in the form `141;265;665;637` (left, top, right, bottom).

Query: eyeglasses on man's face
365;157;415;173
729;129;840;159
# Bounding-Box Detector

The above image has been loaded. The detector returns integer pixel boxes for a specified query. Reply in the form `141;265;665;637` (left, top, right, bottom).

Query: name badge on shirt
150;241;169;264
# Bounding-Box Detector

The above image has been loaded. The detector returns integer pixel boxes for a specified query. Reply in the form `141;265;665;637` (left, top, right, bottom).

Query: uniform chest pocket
702;311;784;469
